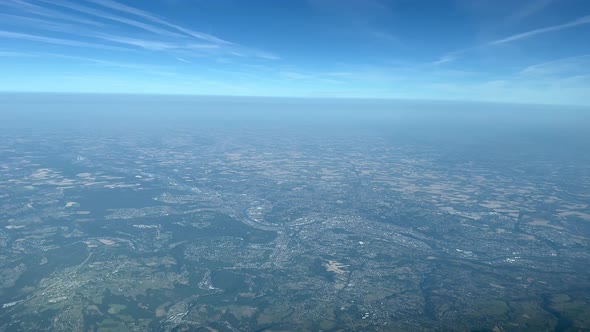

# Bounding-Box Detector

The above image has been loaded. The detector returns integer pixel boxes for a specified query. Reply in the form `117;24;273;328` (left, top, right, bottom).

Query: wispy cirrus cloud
175;57;191;64
36;0;186;38
489;15;590;45
87;0;232;45
0;30;129;51
0;12;220;54
434;14;590;65
0;50;181;76
92;35;219;51
0;50;36;57
0;0;278;61
431;54;457;66
518;55;590;76
1;0;104;27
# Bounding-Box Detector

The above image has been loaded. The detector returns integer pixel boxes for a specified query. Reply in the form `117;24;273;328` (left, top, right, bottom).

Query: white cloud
1;0;278;60
175;57;191;64
432;54;456;65
37;0;187;38
0;50;36;57
433;14;590;66
1;0;105;27
92;35;218;51
87;0;232;45
490;15;590;45
0;30;128;51
518;55;590;76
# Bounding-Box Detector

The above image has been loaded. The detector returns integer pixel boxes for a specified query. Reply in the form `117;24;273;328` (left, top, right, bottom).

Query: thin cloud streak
175;57;191;64
0;30;130;51
0;8;228;56
36;0;186;39
518;54;590;76
87;0;232;45
0;51;185;76
1;0;105;27
0;50;36;57
432;54;456;65
2;0;278;61
434;14;590;65
50;54;185;77
490;15;590;45
92;35;219;51
250;51;281;61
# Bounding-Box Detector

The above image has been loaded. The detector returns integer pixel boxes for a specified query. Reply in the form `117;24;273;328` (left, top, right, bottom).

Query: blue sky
0;0;589;105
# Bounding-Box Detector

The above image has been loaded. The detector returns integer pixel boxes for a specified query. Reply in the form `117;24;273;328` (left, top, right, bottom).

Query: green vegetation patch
107;304;127;315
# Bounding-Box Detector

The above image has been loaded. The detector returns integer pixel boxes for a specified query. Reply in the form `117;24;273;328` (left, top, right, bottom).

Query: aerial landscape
1;0;590;331
1;96;589;331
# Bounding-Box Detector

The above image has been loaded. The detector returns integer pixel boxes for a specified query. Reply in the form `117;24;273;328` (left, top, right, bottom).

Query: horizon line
1;91;588;108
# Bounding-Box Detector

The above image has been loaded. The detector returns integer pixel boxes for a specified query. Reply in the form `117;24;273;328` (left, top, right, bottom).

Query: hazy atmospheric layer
0;94;589;331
